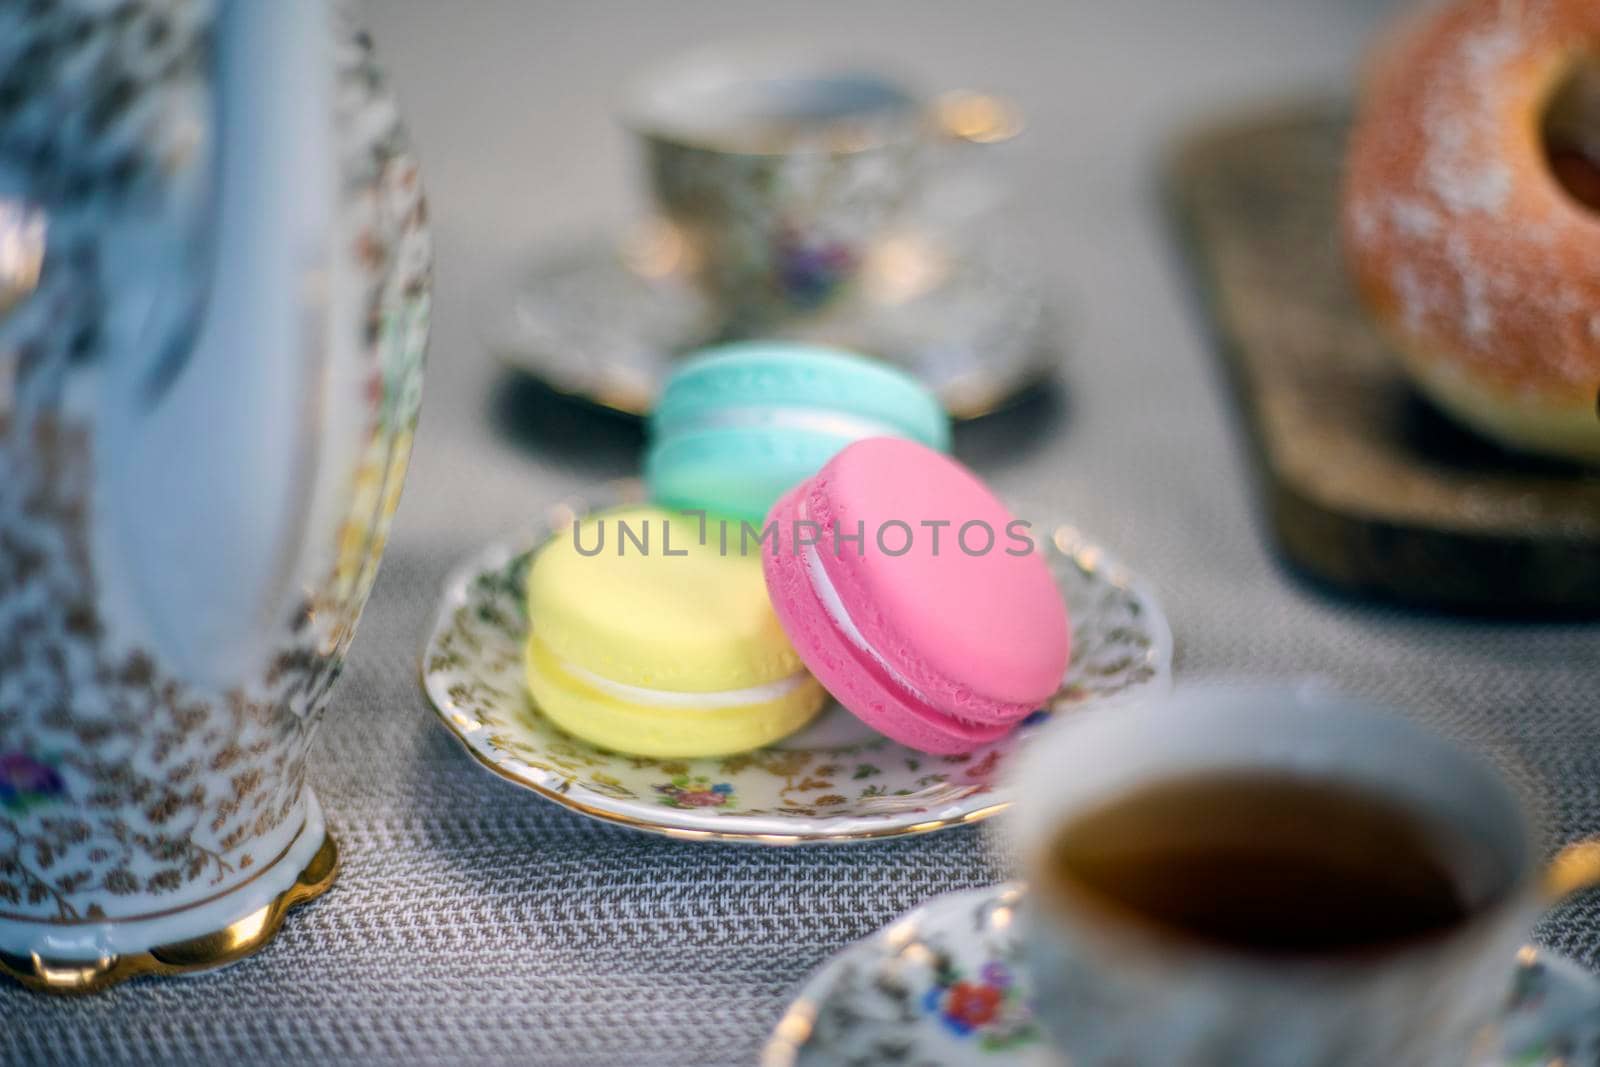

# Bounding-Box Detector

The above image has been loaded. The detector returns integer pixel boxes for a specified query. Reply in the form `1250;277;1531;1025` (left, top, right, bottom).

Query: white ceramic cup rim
618;46;927;155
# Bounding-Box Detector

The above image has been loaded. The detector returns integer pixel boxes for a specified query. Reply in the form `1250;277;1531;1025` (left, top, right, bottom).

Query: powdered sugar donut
1343;0;1600;464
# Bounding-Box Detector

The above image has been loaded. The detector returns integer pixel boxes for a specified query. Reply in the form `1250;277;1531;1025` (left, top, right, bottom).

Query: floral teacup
1008;684;1600;1066
623;48;1018;333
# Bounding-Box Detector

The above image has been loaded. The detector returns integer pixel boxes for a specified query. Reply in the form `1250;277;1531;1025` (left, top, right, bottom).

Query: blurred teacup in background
622;48;1019;334
1008;684;1600;1067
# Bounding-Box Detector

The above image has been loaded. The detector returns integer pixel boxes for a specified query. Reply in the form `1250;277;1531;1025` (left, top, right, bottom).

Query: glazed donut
1343;0;1600;464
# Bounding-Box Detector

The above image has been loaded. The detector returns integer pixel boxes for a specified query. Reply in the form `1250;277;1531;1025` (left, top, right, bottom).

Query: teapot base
0;813;338;995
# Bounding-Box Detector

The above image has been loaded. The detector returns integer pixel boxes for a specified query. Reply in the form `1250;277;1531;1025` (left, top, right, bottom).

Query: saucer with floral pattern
420;481;1171;844
761;884;1600;1065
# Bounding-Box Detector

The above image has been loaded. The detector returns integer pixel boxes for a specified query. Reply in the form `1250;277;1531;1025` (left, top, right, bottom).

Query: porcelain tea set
3;4;1599;1066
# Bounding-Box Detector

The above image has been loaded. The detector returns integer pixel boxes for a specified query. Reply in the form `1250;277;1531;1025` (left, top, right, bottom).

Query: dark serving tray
1169;104;1600;616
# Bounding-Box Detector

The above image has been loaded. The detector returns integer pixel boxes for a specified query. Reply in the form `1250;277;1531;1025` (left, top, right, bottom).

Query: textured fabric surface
6;1;1599;1064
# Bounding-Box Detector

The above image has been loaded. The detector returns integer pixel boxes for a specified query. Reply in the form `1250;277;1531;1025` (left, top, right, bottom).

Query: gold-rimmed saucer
763;884;1600;1066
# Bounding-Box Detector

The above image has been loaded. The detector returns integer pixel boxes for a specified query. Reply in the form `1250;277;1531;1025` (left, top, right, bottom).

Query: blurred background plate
484;218;1061;421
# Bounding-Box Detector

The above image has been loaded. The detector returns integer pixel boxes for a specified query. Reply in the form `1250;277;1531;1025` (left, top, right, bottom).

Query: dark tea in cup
1036;771;1506;956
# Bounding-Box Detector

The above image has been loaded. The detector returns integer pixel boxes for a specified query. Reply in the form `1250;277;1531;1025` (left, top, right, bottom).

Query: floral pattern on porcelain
645;130;921;328
0;2;429;933
771;884;1042;1065
0;754;67;815
656;777;736;809
421;482;1173;843
762;885;1600;1067
924;960;1037;1049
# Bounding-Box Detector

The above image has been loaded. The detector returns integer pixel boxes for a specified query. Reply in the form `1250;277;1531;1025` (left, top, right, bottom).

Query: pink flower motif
654;779;735;810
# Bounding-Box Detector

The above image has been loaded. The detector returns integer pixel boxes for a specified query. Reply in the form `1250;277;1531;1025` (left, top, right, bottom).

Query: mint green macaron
645;341;952;523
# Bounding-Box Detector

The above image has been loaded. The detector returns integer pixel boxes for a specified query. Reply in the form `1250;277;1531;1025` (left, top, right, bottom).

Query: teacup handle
932;90;1023;144
1543;839;1600;901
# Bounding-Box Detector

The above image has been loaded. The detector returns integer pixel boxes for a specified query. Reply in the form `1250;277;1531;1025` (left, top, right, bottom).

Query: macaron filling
800;544;941;709
789;475;1052;735
681;406;912;442
557;652;813;709
797;543;1011;743
796;542;1028;751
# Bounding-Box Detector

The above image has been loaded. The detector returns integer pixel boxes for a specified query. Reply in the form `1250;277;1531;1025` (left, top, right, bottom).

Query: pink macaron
762;437;1070;754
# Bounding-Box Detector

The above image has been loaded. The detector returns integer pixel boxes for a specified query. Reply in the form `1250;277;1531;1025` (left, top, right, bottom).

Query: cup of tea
1007;683;1600;1067
620;48;1019;333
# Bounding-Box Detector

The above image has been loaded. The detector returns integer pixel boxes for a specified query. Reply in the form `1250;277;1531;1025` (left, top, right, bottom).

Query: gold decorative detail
0;832;337;995
761;998;818;1067
0;200;46;317
933;90;1024;145
620;219;696;280
1543;838;1600;902
861;232;948;306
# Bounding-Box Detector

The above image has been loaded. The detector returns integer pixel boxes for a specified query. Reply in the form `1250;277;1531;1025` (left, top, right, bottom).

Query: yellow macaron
524;505;826;757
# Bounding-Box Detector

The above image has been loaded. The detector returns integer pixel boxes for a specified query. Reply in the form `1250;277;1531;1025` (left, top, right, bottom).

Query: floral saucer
482;219;1057;420
421;481;1172;844
762;884;1600;1066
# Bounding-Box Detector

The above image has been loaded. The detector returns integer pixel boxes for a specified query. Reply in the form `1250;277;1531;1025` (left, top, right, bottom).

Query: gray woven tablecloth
5;1;1598;1064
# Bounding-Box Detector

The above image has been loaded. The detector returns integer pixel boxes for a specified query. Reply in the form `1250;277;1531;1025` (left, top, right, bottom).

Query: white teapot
0;0;429;991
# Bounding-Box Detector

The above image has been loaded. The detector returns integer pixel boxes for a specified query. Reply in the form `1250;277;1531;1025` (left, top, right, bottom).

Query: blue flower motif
922;986;973;1035
775;227;857;308
711;783;734;795
0;752;67;812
